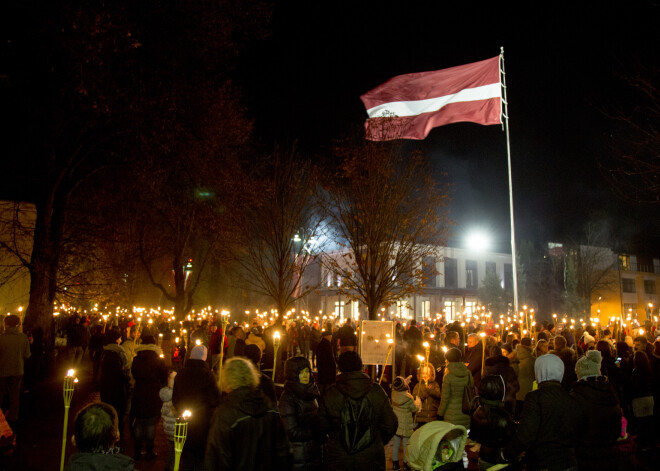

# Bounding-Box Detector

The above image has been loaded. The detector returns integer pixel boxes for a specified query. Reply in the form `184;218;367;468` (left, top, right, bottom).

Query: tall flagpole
500;47;520;318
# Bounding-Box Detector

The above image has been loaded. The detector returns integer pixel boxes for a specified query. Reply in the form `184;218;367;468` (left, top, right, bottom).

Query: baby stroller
406;421;467;470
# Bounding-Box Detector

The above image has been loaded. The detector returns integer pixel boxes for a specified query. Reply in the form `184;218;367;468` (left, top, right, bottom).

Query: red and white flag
361;56;501;141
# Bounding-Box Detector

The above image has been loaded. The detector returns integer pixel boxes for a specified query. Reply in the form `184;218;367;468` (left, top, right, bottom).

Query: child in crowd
412;361;441;428
391;375;420;471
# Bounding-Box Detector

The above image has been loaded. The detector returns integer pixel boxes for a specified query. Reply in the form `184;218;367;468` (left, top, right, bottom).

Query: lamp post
173;410;191;471
60;369;78;471
378;338;394;385
272;331;281;382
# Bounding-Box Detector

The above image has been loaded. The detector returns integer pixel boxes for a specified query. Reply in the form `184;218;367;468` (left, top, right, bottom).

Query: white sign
359;320;395;366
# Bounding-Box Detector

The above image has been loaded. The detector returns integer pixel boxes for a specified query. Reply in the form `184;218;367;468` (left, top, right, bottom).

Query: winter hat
337;351;363;373
583;332;595;345
392;375;412;392
521;337;532;347
445;347;462;363
625;336;634;348
141;335;156;345
534;353;565;383
190;345;208;361
105;330;122;345
575;350;602;379
244;344;262;366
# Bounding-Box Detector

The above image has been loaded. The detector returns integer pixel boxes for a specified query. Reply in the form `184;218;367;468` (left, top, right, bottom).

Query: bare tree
234;148;324;323
320;130;450;320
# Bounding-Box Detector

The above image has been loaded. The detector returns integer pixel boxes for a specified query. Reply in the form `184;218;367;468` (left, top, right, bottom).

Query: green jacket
437;361;472;429
0;328;31;377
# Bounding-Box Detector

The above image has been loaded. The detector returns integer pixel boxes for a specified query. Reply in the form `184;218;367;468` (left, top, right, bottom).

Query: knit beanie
392;376;410;392
445;347;462;363
575;350;602;379
535;353;565;383
583;332;595;345
337;351;363;373
190;345;208;361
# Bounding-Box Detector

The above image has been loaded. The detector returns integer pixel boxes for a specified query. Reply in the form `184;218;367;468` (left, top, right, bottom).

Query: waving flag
361;56;501;140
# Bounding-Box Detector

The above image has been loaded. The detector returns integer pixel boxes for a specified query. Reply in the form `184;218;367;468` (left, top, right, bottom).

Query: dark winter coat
279;356;323;471
469;398;516;465
130;345;168;419
67;451;135;470
504;380;580;471
99;345;129;417
319;370;398;471
315;338;336;385
465;342;484;387
483;354;520;406
205;386;292;471
570;377;622;471
550;347;578;390
172;359;220;453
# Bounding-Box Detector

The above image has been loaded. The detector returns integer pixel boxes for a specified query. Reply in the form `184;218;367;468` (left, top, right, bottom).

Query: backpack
339;394;376;454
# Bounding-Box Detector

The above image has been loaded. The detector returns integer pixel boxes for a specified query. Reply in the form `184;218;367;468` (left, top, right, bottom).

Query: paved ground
1;352;658;470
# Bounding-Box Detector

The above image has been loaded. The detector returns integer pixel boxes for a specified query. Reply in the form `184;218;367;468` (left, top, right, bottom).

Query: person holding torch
411;357;441;429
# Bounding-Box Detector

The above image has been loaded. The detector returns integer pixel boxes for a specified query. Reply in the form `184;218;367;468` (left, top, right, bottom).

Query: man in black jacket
318;351;397;471
316;330;336;396
205;357;292;470
503;353;580;470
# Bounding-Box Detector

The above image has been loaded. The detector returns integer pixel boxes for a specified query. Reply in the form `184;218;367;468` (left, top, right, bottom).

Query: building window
622;278;636;293
422;256;436;287
444;301;455;322
421;300;430;318
465;300;477;316
485;262;496;275
466;260;478;289
350;300;360;318
444;258;457;289
644;280;656;295
334;301;345;318
397;300;410;319
619;255;630;271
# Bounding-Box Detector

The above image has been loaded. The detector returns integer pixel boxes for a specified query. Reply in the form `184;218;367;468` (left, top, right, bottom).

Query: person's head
466;333;479;348
410;319;416;327
535;339;549;356
582;332;595;347
634;336;648;353
72;403;120;453
603;329;612;338
575;350;602;380
537;331;549;341
554;335;567;350
337;351;363;373
321;330;332;340
479;375;506;402
445;347;462;363
596;340;614;361
190;345;208;361
219;357;260;393
104;330;122;346
633;350;651;374
129;325;139;339
488;345;502;358
392;375;412;392
141;335;156;345
445;331;459;346
534;353;564;384
418;362;435;382
520;337;532;348
4;315;20;329
243;343;262;367
285;356;313;385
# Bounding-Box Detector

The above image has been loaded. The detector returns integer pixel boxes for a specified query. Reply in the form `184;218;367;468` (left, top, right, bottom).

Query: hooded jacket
512;343;535;401
437;361;472;429
278;356;323;471
483;354;520;405
411;364;441;423
205;386;292;471
99;345;129;414
570;377;621;470
319;370;397;471
504;380;580;470
392;388;418;437
469;397;516;465
131;344;168;419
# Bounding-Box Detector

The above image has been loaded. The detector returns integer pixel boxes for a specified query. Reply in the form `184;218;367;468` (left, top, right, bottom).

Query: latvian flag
361;56;502;141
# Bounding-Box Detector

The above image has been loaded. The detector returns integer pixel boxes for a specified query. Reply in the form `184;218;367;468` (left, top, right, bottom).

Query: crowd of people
1;310;660;470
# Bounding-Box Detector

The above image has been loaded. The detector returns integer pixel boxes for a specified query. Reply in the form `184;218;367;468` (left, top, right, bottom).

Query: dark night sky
238;1;659;254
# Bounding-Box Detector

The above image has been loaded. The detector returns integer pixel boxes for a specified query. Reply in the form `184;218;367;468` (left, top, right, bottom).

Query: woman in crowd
437;348;472;429
278;356;323;471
